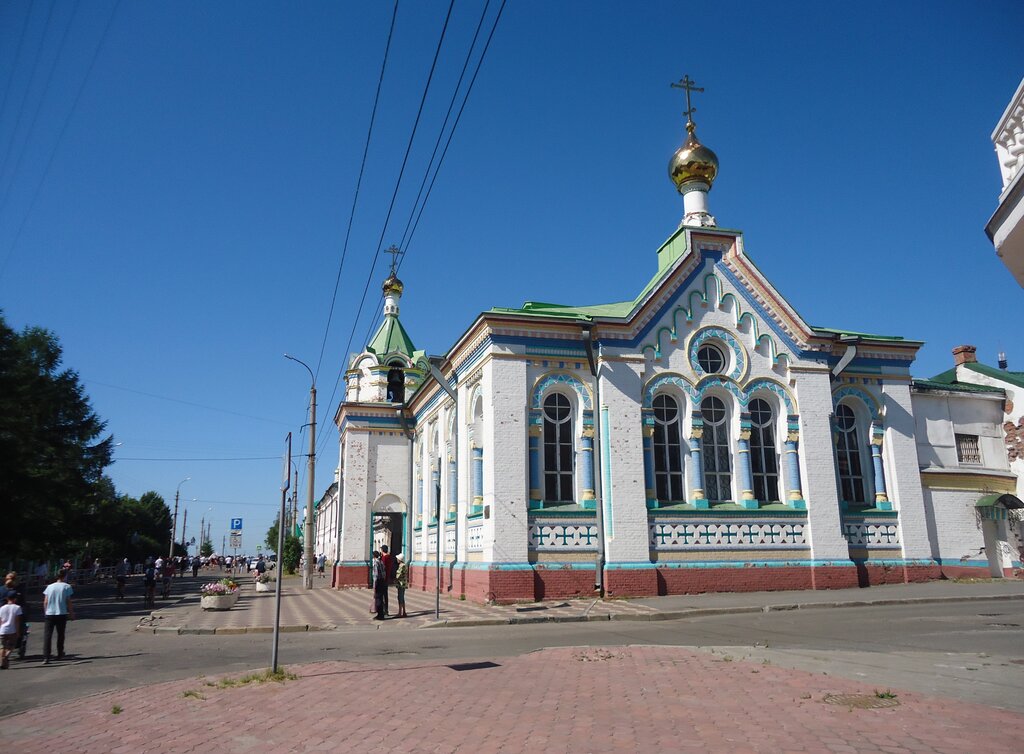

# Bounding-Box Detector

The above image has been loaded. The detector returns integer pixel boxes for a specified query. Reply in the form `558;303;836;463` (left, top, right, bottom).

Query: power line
399;0;507;269
0;1;81;219
358;0;495;353
0;0;57;190
115;456;280;462
313;0;400;383
85;378;292;427
0;0;121;282
315;0;456;458
0;3;34;140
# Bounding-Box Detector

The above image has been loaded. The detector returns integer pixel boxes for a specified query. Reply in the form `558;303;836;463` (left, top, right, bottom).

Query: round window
700;395;727;424
543;392;571;422
653;393;679;423
835;403;856;432
697;343;726;374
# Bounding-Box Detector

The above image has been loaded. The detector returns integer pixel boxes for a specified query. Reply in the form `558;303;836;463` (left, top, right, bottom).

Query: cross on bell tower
385;245;403;277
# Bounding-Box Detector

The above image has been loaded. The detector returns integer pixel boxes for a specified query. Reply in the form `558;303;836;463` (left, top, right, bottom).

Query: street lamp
169;477;191;558
285;353;316;591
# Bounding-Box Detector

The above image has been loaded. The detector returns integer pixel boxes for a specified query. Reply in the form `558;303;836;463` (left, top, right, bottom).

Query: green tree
265;518;300;573
200;538;213;557
0;314;113;561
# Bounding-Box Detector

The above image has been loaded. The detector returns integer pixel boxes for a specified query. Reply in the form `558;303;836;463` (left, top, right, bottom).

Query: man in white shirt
0;592;23;669
42;569;75;664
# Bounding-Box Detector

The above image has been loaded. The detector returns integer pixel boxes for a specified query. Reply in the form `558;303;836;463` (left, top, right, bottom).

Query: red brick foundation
533;566;599;600
658;565;817;595
937;564;993;580
332;564;369;589
604;567;659;598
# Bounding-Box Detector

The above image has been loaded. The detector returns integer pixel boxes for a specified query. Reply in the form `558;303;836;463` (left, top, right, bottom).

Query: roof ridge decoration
640;269;792;370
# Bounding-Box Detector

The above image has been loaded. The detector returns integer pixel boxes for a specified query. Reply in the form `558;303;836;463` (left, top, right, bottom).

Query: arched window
835;403;866;504
543;392;574;504
653;394;686;502
701;395;731;502
386;362;405;404
749;398;779;503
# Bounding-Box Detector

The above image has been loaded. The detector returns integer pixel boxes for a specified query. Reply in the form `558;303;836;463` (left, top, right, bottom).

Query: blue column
642;423;657;509
430;467;440;522
580;428;596;510
471;444;484;513
871;434;891;510
736;429;757;509
689;426;708;509
784;436;806;510
528;425;542;509
448;452;457;519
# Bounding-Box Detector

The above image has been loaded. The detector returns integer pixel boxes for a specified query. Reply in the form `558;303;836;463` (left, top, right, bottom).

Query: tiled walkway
142;577;659;633
8;645;1022;752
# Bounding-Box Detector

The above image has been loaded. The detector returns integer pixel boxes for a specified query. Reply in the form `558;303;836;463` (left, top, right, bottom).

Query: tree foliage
265;519;301;574
0;312;172;564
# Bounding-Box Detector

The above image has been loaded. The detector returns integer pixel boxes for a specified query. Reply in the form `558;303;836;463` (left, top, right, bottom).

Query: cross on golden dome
671;75;704;132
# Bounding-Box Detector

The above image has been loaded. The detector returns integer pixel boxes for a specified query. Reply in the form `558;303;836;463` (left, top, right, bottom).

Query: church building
320;81;1023;603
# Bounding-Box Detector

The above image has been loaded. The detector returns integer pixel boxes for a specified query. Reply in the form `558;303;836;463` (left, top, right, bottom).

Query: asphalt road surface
2;581;1022;718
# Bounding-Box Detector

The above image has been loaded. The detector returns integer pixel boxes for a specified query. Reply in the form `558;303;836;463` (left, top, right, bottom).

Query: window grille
834;403;865;504
749;398;780;502
701;395;732;502
543;393;574;503
653;394;686;502
955;433;981;465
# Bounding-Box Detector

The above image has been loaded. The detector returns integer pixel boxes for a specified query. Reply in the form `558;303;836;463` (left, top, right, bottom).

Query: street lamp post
285;353;316;591
169;477;191;558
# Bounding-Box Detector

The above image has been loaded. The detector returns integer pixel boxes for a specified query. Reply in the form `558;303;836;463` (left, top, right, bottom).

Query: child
0;592;23;669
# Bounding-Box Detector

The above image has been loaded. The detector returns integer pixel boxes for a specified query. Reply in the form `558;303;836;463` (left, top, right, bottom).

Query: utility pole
181;509;188;555
285;354;316;591
170;477;190;558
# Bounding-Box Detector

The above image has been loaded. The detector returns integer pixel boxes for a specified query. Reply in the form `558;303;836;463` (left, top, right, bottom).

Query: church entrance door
372;513;405;560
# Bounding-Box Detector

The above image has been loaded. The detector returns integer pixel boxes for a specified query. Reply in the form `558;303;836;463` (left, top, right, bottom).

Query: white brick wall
486;355;530;563
881;381;931;560
923;486;987;564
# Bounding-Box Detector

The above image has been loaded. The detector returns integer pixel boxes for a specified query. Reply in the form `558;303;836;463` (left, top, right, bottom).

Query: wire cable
0;0;81;219
0;0;121;282
315;0;456;458
0;0;57;191
399;0;507;270
313;0;399;382
0;3;34;141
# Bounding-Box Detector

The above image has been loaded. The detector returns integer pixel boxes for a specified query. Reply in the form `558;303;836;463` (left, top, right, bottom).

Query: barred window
749;398;780;503
835;403;866;504
653;394;686;502
955;434;981;465
701;396;732;502
697;343;726;374
543;393;574;503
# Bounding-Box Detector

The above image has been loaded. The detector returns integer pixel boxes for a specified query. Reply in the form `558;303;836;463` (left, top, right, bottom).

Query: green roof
964;361;1024;389
367;315;416;359
810;326;918;343
976;493;1023;509
913;366;1006;395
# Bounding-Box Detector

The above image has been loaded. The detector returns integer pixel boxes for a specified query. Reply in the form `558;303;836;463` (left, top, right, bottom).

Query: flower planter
254;581;274;593
200;591;239;610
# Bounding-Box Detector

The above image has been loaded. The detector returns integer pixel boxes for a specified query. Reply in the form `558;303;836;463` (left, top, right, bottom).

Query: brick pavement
140;577;660;634
7;645;1021;752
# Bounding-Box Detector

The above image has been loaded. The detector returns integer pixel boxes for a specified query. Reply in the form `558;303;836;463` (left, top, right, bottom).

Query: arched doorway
371;493;407;565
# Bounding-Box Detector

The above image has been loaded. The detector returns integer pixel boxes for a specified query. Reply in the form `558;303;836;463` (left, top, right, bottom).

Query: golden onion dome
668;123;719;192
382;274;404;296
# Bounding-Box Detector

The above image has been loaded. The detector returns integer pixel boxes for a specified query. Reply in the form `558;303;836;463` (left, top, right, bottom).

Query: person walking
115;558;129;600
394;553;408;618
0;591;23;669
2;573;27;658
371;551;386;620
379;545;393;616
42;569;74;664
191;556;200;578
143;560;156;608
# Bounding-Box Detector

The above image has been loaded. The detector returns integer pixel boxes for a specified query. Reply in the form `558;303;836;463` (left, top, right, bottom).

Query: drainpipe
427;356;459;592
397;406;414;572
580;321;605;596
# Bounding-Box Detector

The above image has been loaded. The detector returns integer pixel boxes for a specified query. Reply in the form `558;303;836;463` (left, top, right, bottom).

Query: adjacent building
986;76;1024;286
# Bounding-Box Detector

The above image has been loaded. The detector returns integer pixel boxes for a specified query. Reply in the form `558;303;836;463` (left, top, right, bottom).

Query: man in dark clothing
371;551;386;620
379;546;393;616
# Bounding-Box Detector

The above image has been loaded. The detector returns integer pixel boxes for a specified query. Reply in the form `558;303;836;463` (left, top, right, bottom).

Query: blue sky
1;0;1021;555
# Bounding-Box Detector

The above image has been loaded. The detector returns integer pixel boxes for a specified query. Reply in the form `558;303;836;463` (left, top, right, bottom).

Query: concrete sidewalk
138;576;1024;634
7;645;1022;753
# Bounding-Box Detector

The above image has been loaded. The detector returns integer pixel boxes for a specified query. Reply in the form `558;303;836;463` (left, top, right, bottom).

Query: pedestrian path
139;575;1024;635
141;577;660;633
6;645;1022;752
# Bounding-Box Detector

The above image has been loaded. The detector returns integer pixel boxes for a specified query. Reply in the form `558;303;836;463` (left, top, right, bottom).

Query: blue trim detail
604;562;658;570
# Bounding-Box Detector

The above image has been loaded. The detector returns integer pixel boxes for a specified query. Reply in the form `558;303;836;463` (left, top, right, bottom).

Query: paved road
2;579;1022;718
